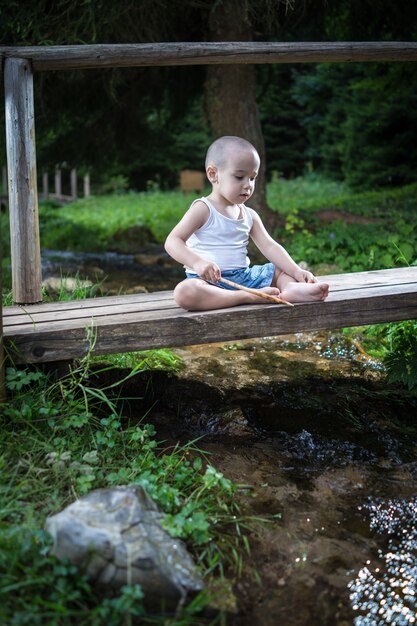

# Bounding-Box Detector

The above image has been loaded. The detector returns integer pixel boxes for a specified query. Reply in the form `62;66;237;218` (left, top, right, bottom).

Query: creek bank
92;332;417;625
95;332;415;457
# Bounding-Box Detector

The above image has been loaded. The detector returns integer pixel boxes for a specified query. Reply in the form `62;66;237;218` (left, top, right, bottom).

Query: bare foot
247;286;282;304
280;282;329;303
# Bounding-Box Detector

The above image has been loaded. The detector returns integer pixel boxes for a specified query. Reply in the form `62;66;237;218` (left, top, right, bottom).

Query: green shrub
381;321;417;390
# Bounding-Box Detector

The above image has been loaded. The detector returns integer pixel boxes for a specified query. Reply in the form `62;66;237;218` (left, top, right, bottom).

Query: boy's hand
294;268;317;283
194;260;221;284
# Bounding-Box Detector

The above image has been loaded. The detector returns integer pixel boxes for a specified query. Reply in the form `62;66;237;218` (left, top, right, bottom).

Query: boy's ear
206;165;218;183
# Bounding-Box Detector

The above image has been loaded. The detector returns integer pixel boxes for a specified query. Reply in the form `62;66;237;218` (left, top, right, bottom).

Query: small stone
217;408;253;438
134;253;165;266
125;285;148;294
42;276;92;294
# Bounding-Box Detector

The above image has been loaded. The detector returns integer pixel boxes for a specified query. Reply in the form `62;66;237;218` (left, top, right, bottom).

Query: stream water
161;338;417;626
43;249;417;625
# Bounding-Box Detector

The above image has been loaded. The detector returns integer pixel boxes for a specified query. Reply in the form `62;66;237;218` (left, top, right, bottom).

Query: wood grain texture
4;58;41;304
3;268;417;363
1;42;417;72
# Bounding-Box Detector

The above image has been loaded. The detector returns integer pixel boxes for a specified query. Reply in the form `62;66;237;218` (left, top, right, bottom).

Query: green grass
38;190;206;252
37;175;351;252
35;179;417;269
2;175;417;261
96;348;184;371
267;173;348;214
267;175;417;217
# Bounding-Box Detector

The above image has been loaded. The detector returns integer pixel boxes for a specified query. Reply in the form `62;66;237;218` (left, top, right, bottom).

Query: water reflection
349;498;417;624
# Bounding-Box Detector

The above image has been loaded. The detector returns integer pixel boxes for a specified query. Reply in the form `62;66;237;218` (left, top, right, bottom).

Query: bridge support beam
4;57;42;304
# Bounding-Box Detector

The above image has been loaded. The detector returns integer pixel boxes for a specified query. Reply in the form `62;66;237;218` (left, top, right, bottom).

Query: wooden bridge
1;42;417;373
4;267;417;364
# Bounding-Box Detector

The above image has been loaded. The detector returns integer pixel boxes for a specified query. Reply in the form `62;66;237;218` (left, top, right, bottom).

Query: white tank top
186;197;253;271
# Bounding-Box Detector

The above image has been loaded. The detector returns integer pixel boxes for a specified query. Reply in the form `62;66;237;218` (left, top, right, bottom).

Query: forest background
1;0;417;218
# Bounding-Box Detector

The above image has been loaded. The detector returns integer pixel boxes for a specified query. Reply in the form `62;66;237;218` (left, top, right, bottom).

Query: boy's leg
174;278;281;311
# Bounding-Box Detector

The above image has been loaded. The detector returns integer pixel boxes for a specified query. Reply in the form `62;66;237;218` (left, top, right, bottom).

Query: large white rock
45;485;203;607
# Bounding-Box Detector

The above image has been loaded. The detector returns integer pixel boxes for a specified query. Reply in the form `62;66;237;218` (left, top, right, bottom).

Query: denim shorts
185;263;276;290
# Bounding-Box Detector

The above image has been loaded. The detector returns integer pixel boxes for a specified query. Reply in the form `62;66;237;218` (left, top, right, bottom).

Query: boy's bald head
205;136;259;170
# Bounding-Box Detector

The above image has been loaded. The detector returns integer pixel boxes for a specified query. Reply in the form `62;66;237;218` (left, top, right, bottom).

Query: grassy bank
0;356;265;625
277;180;417;273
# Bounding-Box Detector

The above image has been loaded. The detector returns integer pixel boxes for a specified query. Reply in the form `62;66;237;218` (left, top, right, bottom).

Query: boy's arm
164;201;221;283
249;210;317;283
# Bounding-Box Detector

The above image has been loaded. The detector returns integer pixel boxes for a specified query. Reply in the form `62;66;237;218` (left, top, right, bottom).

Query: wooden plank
1;42;417;72
3;267;417;328
42;171;49;199
3;267;415;323
2;296;178;327
4;273;417;363
4;58;42;304
83;173;90;197
2;290;175;318
2;276;412;328
7;279;414;334
320;266;417;288
5;292;417;363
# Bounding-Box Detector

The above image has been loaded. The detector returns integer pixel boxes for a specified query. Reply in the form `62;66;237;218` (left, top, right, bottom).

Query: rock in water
45;485;203;607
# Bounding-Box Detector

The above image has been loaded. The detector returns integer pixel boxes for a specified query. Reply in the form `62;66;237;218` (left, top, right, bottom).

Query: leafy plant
99;349;183;372
380;321;417;390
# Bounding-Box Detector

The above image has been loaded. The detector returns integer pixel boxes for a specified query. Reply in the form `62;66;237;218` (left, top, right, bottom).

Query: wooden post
4;57;42;304
54;168;62;199
83;172;90;197
42;171;49;199
70;168;77;199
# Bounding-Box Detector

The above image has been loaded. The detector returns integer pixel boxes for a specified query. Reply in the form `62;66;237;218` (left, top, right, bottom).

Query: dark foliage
1;0;417;189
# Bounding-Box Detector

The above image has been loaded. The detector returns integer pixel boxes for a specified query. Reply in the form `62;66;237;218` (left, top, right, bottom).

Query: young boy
165;136;329;311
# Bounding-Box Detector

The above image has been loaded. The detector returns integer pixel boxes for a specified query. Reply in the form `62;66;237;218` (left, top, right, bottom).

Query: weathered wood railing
2;42;417;71
2;166;91;204
39;169;91;202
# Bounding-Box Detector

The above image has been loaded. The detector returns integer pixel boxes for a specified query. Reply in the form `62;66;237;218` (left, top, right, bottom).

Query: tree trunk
205;0;277;229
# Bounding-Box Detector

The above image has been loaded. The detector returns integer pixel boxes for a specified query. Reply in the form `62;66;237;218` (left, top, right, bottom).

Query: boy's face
208;147;260;205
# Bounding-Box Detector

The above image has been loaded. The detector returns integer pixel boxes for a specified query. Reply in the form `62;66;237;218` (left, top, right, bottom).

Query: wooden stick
218;277;294;306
